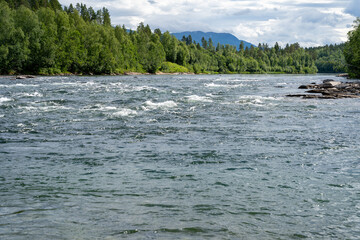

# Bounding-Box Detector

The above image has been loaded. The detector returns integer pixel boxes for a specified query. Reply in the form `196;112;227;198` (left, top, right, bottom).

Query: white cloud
345;0;360;16
60;0;357;46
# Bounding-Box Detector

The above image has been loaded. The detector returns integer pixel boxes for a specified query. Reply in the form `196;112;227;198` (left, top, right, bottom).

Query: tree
0;0;320;75
239;41;244;52
176;42;189;66
185;35;192;45
201;37;207;49
161;31;177;62
208;38;215;52
344;18;360;78
0;1;13;73
49;0;61;11
274;42;280;53
102;7;110;26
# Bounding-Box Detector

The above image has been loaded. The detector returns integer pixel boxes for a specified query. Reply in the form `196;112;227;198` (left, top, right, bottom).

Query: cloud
345;0;360;17
59;0;357;46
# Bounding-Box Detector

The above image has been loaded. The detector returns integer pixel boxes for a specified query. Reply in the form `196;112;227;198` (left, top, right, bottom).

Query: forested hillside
306;44;347;73
0;0;319;75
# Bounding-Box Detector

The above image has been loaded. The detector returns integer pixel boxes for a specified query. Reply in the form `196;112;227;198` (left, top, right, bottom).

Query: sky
60;0;360;47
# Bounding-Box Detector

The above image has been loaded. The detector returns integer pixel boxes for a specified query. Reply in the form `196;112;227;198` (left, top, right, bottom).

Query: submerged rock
15;75;36;79
288;80;360;99
337;73;349;78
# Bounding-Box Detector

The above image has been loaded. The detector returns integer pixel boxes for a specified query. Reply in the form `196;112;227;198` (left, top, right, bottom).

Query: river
0;74;359;239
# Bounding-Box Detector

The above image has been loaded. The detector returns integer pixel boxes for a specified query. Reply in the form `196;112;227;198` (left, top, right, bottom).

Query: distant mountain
171;31;254;50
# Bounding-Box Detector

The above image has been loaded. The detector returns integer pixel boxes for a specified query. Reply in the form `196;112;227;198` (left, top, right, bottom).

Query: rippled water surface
0;74;359;239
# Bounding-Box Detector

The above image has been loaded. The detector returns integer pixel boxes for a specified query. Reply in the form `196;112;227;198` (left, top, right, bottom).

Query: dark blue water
0;74;359;239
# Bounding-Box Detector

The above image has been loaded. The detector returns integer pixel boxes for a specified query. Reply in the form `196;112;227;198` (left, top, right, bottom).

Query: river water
0;74;359;239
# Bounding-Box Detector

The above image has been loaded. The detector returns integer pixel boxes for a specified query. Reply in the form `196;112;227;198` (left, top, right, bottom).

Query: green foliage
160;62;189;73
344;18;360;78
306;44;347;73
4;0;61;10
0;1;320;75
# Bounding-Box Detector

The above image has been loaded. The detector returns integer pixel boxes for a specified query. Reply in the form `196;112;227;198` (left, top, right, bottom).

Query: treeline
306;44;347;73
344;18;360;79
0;0;318;75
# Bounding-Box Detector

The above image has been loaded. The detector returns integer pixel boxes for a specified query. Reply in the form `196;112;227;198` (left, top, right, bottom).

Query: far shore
0;72;350;78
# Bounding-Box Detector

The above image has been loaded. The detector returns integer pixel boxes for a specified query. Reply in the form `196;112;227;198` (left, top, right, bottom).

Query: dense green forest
0;0;356;76
344;18;360;78
306;44;347;73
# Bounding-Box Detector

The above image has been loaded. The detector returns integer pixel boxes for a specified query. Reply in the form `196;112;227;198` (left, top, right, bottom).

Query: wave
205;82;244;88
51;82;78;86
143;100;177;110
237;95;282;106
17;92;43;98
0;84;39;88
0;97;12;104
112;108;137;117
81;104;137;117
101;106;117;111
185;95;213;103
133;86;159;92
18;105;72;113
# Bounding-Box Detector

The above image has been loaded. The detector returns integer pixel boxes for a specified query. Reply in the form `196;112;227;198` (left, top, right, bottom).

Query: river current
0;74;359;239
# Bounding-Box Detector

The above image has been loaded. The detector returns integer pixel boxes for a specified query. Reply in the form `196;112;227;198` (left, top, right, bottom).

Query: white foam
102;106;117;111
228;79;261;82
185;95;213;103
205;82;244;88
37;76;69;80
18;92;43;97
205;83;223;87
40;106;73;112
18;105;72;113
14;83;39;87
0;97;12;103
133;86;159;92
147;118;158;123
144;100;177;110
112;108;137;117
51;82;78;86
18;106;37;111
237;95;282;107
84;81;96;86
240;95;281;101
109;82;123;87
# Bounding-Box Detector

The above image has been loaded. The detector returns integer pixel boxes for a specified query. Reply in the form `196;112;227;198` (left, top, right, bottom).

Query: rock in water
15;75;36;79
288;80;360;99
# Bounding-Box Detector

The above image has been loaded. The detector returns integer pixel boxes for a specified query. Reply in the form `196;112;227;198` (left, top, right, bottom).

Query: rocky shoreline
287;79;360;99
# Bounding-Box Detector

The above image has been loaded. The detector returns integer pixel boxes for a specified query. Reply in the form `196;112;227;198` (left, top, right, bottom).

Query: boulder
322;81;341;87
16;75;36;79
288;79;360;99
336;73;349;78
298;85;315;89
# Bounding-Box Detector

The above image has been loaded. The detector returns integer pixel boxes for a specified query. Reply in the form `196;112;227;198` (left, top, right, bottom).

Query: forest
0;0;358;77
306;44;347;73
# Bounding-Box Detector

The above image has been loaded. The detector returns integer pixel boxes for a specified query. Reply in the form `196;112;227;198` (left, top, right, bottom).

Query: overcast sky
60;0;359;47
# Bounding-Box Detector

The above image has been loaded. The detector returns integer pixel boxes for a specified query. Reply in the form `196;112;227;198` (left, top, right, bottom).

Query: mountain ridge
171;31;255;50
